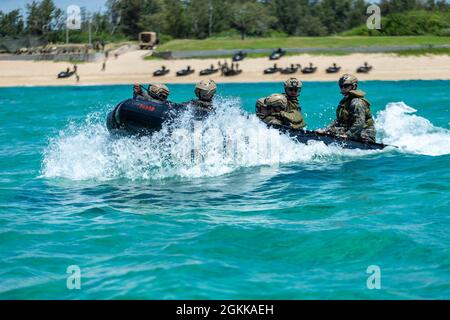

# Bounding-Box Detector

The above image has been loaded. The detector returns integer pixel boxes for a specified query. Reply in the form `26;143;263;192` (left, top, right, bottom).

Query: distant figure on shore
102;61;106;71
76;73;80;83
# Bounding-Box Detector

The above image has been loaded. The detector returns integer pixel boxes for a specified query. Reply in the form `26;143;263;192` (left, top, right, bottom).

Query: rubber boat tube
57;71;75;79
270;124;390;150
106;98;183;135
200;66;219;76
232;51;246;62
106;100;390;150
153;66;170;76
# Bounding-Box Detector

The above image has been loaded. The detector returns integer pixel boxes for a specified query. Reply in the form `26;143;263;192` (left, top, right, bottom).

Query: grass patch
392;47;450;56
156;36;450;52
145;50;352;60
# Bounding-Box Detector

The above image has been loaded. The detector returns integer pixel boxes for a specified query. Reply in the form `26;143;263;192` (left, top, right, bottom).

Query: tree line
1;0;449;42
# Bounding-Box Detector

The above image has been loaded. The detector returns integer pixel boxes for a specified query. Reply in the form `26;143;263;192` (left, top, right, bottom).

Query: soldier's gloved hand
133;84;141;95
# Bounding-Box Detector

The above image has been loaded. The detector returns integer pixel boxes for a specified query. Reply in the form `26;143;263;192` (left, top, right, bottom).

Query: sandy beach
1;50;450;87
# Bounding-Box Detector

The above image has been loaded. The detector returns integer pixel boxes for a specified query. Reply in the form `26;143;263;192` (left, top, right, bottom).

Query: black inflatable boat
357;62;373;73
200;65;219;76
269;124;389;150
264;64;280;74
302;63;317;74
153;66;170;76
106;99;390;150
326;64;341;73
280;64;300;74
57;70;75;79
176;66;195;76
232;51;246;62
269;48;286;60
106;98;184;134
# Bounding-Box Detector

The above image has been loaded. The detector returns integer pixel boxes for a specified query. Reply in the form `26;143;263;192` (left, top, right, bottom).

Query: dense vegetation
0;0;449;43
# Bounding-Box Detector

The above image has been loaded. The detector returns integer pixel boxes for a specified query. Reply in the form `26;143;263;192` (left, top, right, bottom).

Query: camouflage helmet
255;97;268;115
338;74;358;88
195;79;217;101
284;77;302;90
148;83;169;101
265;93;287;112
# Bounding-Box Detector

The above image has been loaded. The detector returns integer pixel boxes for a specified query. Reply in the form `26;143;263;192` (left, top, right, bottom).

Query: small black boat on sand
153;66;170;76
200;64;219;76
280;64;301;74
326;63;341;73
302;63;317;74
269;48;286;60
106;99;390;151
57;69;75;79
176;66;195;76
264;63;280;74
357;62;373;73
223;68;242;76
232;51;246;62
222;63;242;76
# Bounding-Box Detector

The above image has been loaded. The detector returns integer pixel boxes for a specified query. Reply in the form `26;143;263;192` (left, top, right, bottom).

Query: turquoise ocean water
0;81;449;299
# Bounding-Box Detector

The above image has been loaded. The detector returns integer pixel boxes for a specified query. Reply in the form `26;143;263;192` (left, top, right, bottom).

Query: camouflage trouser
326;126;346;136
263;116;283;126
327;126;376;143
360;128;376;143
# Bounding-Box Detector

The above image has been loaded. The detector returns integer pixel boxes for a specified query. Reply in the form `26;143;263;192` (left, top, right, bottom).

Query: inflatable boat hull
270;124;388;150
106;98;182;134
106;99;389;150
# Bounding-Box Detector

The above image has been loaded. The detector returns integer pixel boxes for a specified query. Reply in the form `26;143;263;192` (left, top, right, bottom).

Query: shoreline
1;51;450;87
1;78;449;89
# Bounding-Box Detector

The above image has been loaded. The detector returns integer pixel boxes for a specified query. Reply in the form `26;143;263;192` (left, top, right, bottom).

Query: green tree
0;10;25;37
230;0;273;39
26;0;61;37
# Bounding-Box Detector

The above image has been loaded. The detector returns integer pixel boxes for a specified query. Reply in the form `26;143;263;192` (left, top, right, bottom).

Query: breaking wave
376;102;450;156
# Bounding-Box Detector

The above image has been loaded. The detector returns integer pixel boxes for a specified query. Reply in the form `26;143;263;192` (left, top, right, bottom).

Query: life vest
336;90;374;129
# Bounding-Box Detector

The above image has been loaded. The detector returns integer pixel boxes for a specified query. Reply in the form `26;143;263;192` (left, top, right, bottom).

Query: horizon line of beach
1;51;450;88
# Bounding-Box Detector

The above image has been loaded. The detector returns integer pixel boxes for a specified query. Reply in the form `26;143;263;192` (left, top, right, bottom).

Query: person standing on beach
317;74;376;143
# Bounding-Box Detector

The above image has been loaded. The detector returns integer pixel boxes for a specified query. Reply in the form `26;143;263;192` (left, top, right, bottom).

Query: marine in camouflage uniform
281;77;306;130
184;79;217;119
133;83;169;102
255;78;306;130
324;74;376;143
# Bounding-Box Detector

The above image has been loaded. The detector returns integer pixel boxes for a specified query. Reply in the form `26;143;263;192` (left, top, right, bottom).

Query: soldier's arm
345;100;366;138
280;109;306;128
139;91;153;101
325;119;339;131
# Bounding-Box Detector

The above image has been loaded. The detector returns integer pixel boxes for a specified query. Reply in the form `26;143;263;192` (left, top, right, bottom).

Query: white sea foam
41;98;448;181
376;102;450;156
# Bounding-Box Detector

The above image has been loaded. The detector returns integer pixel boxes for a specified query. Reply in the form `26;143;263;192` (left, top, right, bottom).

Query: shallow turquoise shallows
1;81;449;299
